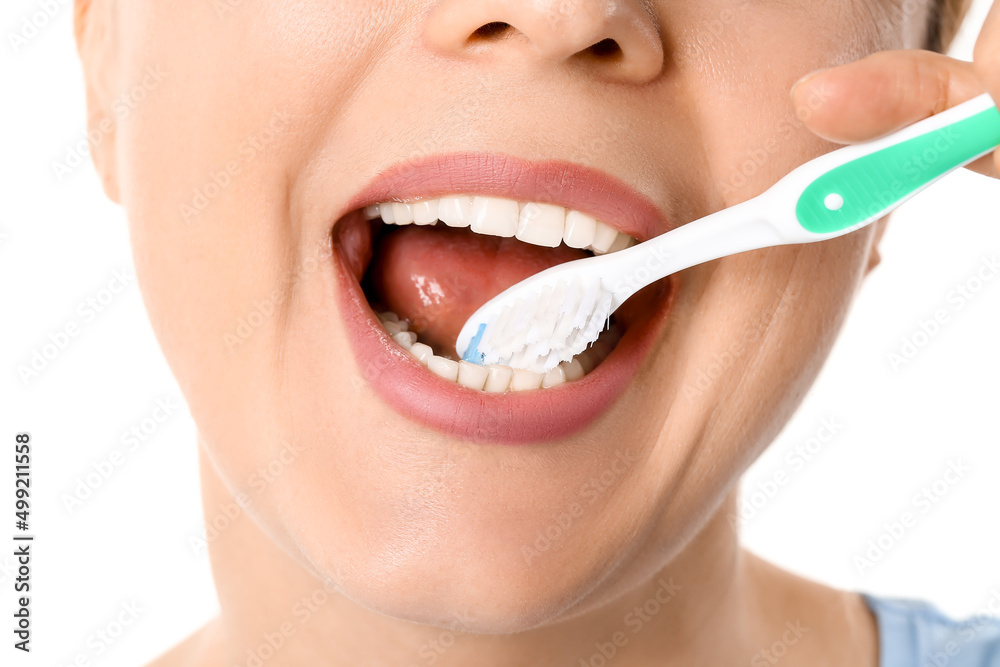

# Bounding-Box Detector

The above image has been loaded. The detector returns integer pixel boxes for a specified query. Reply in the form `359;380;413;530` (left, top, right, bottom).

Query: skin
73;1;998;665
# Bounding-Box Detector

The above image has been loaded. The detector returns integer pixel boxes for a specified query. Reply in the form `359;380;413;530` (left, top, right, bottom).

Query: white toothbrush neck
606;198;782;310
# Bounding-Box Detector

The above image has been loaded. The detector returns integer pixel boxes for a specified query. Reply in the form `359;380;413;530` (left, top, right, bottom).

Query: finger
791;50;983;144
973;1;1000;176
968;153;999;178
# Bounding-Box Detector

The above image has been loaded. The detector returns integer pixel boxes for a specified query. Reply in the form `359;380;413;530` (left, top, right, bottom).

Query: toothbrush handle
607;93;999;311
792;93;1000;235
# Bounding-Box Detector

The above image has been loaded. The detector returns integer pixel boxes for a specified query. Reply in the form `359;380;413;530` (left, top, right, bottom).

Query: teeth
589;221;618;254
412;199;438;225
561;359;585;381
383;320;406;335
607;232;632;253
484;365;514;392
364;195;637;254
577;350;596;374
409;342;434;365
428;356;460;382
516;203;564;248
379;204;395;224
564;211;597;249
438;196;473;228
375;310;622;393
541;366;566;388
471;196;519;237
393;331;417;349
510;369;544;391
457;361;489;391
392;202;414;225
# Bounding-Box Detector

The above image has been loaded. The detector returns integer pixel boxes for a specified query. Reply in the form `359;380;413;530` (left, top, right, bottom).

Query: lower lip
331;216;677;445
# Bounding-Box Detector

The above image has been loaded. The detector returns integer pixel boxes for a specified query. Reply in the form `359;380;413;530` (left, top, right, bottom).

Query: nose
423;0;665;84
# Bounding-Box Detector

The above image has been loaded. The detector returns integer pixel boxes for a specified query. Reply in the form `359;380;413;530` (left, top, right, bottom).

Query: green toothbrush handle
795;93;1000;235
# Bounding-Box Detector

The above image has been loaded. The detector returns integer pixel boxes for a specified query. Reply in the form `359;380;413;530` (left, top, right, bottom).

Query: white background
1;1;999;665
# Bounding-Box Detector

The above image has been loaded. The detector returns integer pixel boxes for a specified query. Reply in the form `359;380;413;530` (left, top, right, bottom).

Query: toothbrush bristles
469;276;614;373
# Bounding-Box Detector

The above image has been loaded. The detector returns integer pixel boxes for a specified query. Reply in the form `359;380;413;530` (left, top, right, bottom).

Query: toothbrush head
455;271;614;374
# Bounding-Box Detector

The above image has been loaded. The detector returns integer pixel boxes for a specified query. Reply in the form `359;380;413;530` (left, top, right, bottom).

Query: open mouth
330;153;676;443
361;195;641;390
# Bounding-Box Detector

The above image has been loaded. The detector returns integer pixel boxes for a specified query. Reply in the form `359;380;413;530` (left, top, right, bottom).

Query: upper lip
341;152;672;241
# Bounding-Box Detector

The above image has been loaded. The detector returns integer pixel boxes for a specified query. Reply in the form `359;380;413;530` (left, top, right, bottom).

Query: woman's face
84;0;921;632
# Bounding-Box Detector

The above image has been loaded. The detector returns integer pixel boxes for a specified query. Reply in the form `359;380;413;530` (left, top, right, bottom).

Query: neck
197;446;839;667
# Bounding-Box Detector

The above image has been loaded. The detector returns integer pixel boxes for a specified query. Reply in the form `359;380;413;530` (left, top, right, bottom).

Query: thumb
973;0;1000;118
791;49;996;177
791;50;983;143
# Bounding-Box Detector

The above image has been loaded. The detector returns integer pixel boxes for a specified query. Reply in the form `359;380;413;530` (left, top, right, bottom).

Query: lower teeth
376;310;619;392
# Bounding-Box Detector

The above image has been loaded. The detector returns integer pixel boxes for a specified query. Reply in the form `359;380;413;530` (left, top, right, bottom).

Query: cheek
113;1;396;471
628;229;874;569
684;230;873;459
667;1;905;207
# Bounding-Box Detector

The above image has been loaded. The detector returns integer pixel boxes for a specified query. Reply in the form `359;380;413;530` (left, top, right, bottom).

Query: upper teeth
364;196;637;255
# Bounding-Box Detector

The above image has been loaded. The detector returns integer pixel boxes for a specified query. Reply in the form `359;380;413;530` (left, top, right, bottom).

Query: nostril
585;38;623;60
470;21;512;41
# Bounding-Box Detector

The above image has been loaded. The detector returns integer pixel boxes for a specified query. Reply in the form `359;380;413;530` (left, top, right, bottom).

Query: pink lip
333;152;677;445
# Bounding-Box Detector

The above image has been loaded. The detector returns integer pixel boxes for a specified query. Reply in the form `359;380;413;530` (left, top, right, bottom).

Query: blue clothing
863;593;1000;667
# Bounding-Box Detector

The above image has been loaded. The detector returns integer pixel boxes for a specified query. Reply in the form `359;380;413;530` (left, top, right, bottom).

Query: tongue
367;225;589;357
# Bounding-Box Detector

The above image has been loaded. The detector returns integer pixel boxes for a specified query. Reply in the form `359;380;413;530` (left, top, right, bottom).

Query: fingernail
791;67;830;98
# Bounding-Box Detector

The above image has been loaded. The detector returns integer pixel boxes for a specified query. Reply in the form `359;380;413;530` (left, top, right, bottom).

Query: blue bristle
462;323;488;365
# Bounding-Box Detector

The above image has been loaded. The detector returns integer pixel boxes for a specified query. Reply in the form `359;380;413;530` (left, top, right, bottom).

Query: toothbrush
456;92;1000;374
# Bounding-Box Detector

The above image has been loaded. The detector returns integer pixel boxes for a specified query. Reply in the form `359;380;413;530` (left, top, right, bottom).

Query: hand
791;3;1000;179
